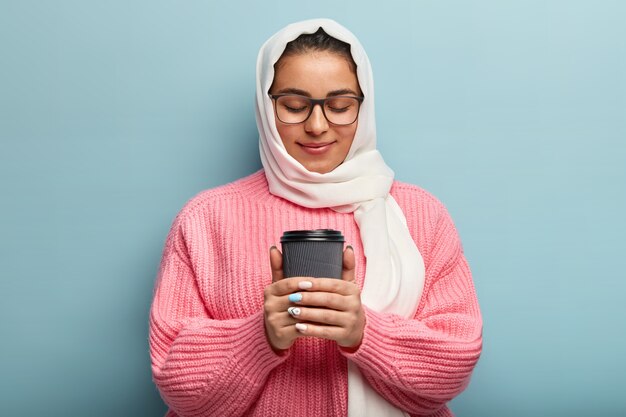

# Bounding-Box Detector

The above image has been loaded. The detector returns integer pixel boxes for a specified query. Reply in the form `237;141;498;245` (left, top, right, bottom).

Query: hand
263;247;304;351
263;246;365;351
286;246;364;349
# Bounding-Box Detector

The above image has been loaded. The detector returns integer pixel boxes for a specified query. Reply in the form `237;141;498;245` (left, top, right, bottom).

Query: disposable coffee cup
280;229;345;279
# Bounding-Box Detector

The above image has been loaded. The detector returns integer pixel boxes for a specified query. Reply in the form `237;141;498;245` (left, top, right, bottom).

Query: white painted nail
295;323;308;332
298;281;313;290
287;307;301;317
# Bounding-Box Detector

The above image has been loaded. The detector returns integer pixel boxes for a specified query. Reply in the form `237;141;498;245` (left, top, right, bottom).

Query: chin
303;161;342;174
305;166;331;174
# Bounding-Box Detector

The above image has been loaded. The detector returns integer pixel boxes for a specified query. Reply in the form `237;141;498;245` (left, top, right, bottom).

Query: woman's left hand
287;247;365;349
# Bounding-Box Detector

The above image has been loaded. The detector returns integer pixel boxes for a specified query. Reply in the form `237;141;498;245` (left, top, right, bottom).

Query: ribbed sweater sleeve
148;209;289;417
341;199;483;416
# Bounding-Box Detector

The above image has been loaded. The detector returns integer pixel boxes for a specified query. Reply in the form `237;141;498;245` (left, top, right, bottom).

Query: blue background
1;1;625;416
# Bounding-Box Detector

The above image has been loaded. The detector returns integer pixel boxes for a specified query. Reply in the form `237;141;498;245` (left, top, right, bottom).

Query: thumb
269;246;284;283
341;245;356;283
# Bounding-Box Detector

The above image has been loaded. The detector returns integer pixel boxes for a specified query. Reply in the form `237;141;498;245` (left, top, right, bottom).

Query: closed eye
327;105;351;113
284;105;309;113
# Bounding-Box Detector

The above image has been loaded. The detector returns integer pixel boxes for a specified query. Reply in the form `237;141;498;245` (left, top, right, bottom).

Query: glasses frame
269;94;364;126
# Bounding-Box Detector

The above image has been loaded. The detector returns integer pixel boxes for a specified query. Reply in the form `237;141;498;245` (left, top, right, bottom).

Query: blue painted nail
288;293;303;303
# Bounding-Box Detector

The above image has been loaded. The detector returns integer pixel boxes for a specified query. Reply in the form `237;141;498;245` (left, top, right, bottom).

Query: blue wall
1;1;625;416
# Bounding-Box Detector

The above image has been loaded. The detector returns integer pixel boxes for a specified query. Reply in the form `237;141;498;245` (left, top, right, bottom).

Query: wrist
338;339;362;353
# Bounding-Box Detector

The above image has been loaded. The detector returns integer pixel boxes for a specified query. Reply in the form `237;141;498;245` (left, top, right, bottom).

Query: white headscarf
256;18;425;417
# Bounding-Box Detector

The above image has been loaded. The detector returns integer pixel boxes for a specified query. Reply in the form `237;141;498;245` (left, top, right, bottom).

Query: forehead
272;51;360;94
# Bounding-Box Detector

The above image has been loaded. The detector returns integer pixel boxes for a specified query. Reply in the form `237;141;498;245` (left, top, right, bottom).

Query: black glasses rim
269;93;364;125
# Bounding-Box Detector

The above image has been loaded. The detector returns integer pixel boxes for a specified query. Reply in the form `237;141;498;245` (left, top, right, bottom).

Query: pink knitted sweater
149;170;482;417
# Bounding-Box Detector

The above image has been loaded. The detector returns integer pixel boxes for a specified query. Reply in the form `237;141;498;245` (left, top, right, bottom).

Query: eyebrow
274;87;361;97
327;88;360;97
275;88;311;96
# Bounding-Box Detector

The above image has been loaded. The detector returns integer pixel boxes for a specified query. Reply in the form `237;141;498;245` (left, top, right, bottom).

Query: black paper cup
280;229;345;279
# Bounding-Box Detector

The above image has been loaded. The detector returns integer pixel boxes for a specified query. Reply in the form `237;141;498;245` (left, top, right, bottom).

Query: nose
304;104;329;136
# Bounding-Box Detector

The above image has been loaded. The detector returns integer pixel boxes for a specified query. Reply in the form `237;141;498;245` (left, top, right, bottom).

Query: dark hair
276;27;357;73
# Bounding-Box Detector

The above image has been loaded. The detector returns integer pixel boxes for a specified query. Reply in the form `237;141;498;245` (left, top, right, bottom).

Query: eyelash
285;105;307;113
328;105;350;113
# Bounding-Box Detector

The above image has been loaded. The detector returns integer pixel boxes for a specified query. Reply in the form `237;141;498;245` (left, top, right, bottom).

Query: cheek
275;123;299;148
339;124;357;149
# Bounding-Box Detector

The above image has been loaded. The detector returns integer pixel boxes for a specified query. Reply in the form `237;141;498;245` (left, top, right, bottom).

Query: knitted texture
149;171;482;417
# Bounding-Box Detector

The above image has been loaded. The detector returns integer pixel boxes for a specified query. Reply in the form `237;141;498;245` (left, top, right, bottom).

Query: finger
341;245;356;283
292;306;347;326
264;280;315;312
269;246;283;283
265;294;298;315
298;278;356;296
294;322;343;341
266;306;307;328
294;322;362;348
270;277;315;296
291;292;352;311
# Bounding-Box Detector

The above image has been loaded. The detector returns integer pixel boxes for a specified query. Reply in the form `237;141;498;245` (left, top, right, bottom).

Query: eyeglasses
269;94;364;126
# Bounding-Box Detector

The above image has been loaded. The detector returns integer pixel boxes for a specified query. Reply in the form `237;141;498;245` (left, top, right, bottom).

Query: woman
149;19;482;417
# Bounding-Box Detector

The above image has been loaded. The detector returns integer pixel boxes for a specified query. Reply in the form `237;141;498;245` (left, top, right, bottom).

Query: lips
298;141;336;155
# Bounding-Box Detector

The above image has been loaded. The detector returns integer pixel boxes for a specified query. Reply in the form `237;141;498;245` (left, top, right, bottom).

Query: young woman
149;19;482;417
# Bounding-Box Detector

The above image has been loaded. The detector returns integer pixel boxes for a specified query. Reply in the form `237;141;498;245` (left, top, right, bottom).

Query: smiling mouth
298;141;336;155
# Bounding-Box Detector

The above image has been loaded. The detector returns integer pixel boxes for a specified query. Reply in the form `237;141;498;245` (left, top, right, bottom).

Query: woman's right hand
264;246;302;351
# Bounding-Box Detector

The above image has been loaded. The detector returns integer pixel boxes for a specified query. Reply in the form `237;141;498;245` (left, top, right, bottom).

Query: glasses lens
275;96;311;124
324;97;360;125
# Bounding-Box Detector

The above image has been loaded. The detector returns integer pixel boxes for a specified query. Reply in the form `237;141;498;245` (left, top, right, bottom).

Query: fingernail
295;323;307;332
346;245;353;251
287;307;301;317
270;245;277;252
298;281;313;290
288;293;303;303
